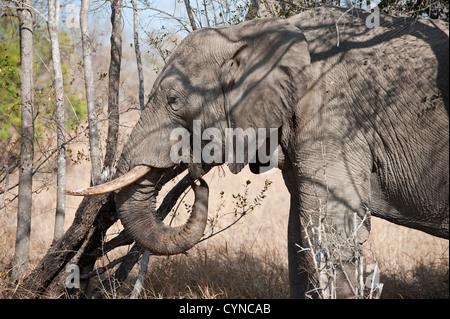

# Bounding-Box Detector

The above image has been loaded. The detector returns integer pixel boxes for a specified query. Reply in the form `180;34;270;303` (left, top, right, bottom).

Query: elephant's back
289;6;449;227
288;6;448;66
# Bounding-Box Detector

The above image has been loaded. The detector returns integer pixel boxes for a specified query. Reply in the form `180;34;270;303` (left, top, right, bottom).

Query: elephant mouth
64;165;210;255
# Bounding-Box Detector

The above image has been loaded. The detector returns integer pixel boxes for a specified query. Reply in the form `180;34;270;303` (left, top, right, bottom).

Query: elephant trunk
115;172;209;255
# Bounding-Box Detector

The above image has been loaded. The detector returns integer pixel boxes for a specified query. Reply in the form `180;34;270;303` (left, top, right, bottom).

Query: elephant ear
220;19;311;174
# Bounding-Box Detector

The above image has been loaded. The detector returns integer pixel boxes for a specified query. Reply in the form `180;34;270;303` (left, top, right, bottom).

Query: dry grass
365;218;449;299
1;157;448;299
135;244;289;299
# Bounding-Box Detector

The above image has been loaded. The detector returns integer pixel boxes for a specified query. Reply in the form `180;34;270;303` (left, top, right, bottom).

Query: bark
13;0;34;281
22;194;113;295
184;0;197;31
80;0;102;185
132;0;145;111
48;0;66;242
103;0;122;173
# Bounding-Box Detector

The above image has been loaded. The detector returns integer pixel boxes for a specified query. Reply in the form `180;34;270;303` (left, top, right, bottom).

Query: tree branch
92;230;133;258
119;4;191;33
132;0;145;111
183;0;197;30
7;0;47;21
0;165;10;210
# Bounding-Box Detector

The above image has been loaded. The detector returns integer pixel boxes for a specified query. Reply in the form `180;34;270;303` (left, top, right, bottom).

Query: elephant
65;7;449;298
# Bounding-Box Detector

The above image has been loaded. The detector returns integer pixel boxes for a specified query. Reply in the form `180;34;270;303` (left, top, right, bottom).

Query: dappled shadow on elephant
291;6;449;116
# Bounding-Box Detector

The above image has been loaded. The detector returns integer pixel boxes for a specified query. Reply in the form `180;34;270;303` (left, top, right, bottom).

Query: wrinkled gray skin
114;7;449;298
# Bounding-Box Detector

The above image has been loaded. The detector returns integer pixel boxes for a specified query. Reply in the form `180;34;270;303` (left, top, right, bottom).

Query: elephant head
64;18;312;255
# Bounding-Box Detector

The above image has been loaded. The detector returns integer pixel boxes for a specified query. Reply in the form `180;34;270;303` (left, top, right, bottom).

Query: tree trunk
184;0;198;31
22;194;113;295
48;0;66;242
103;0;122;173
80;0;102;186
132;0;145;111
12;0;34;281
130;249;150;298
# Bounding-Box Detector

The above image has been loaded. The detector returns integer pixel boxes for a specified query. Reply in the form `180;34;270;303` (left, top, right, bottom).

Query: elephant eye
167;93;180;111
167;95;177;104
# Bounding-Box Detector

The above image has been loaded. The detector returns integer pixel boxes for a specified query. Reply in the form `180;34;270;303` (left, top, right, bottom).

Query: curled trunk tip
117;177;209;255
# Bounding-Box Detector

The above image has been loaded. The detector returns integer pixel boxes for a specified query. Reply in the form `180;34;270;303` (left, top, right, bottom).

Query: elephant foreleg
285;138;373;298
287;194;309;299
283;164;313;299
297;157;372;298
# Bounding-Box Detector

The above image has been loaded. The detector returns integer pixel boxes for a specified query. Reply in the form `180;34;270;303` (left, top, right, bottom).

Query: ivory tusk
63;165;151;196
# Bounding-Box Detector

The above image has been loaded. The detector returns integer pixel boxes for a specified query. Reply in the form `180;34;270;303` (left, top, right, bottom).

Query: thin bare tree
12;0;35;281
80;0;102;185
184;0;197;30
103;0;122;173
129;1;148;298
132;0;145;111
48;0;66;242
